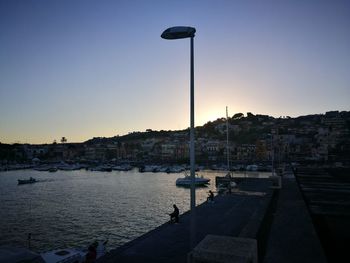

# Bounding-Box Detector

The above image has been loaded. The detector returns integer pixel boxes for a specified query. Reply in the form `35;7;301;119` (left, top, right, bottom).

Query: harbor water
0;169;269;252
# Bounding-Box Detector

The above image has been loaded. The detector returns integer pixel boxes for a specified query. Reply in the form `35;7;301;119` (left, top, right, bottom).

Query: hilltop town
1;111;349;168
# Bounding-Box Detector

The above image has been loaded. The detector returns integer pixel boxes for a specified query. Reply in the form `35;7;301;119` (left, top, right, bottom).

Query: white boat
57;163;82;171
112;164;132;171
168;165;185;173
214;107;238;191
40;240;107;263
246;164;258;171
139;165;159;173
176;173;210;187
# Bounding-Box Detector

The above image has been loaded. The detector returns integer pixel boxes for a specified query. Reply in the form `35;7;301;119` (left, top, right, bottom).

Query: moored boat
112;164;132;171
176;172;210;187
48;167;58;172
18;177;37;185
40;240;107;263
90;165;112;172
246;164;258;171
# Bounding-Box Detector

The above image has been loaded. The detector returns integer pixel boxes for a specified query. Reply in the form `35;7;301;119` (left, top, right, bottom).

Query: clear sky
1;0;349;144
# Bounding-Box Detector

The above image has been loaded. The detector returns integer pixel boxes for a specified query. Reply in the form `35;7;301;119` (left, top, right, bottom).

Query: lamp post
268;133;274;176
161;26;196;247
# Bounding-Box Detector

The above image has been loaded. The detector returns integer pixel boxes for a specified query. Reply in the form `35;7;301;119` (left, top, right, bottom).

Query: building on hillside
236;144;256;161
175;142;189;160
24;145;49;159
141;139;158;152
255;140;268;161
161;143;176;160
203;140;221;161
84;144;106;161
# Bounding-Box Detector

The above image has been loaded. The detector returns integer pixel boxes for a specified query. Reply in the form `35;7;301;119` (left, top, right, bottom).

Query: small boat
112;164;132;171
57;163;82;171
34;166;51;171
139;165;159;173
49;167;58;172
167;165;185;173
90;166;112;172
176;172;210;187
246;164;258;171
40;240;107;263
18;177;37;185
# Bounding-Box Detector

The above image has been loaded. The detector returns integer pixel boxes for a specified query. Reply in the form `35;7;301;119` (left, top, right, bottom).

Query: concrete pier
98;171;327;263
294;167;350;262
263;170;327;263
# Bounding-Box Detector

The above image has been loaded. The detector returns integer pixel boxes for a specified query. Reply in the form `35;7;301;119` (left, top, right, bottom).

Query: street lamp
268;133;274;176
161;26;196;247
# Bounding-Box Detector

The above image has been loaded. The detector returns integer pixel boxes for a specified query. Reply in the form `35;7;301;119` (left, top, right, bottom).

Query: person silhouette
207;190;214;202
169;204;179;223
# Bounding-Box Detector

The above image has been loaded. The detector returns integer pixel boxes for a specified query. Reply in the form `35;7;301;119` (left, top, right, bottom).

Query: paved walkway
98;172;327;263
263;170;327;263
98;179;273;263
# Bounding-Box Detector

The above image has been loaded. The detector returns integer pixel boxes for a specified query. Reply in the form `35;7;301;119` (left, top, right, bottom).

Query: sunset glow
0;0;349;144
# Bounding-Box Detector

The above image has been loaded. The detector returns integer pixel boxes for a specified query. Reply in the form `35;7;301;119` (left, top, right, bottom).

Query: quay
294;167;350;262
98;167;327;263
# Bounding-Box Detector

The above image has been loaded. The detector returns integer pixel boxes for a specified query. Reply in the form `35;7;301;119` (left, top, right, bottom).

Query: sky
0;0;349;144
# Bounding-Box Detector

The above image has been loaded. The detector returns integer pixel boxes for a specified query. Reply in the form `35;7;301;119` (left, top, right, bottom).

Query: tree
233;113;244;119
61;137;67;144
247;112;255;118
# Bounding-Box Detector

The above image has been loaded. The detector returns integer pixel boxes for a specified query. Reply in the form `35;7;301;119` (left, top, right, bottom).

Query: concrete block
188;235;258;263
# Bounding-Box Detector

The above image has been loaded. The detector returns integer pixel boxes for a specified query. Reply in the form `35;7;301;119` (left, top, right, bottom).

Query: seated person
169;204;179;223
207;190;214;202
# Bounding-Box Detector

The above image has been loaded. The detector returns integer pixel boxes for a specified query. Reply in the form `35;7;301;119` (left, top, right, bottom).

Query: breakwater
98;169;327;263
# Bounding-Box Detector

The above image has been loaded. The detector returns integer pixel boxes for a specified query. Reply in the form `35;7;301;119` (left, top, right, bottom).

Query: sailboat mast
226;106;229;172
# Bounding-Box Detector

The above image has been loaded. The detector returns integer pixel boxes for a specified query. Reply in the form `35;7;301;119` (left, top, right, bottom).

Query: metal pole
190;36;196;248
226;106;229;173
271;133;274;176
27;233;31;249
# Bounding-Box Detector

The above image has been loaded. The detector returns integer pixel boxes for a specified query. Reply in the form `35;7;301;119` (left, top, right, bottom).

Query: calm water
0;169;269;252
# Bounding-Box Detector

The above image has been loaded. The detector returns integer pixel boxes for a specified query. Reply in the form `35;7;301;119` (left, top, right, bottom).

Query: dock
294;167;350;262
98;168;327;263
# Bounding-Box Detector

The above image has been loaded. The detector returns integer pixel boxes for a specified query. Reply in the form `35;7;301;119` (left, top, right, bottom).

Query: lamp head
161;26;196;40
